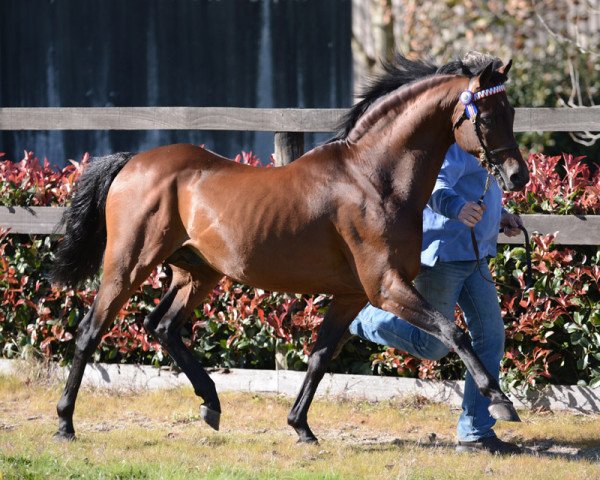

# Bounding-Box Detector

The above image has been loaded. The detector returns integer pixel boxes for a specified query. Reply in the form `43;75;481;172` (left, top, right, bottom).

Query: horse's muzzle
495;152;529;192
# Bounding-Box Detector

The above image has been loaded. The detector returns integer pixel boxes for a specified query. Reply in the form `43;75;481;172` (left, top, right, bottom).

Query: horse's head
452;60;529;191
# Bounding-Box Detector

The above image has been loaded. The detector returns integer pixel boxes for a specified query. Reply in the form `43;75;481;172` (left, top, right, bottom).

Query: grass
1;373;600;479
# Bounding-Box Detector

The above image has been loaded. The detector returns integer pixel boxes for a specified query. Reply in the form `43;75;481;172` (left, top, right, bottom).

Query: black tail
50;152;135;288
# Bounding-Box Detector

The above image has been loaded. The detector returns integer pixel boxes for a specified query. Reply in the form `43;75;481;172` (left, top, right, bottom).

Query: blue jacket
421;144;504;267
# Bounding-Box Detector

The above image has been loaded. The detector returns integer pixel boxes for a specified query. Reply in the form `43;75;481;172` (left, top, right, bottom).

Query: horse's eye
479;115;493;126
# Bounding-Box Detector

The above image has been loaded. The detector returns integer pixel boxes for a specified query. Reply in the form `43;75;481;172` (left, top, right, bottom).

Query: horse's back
123;143;233;174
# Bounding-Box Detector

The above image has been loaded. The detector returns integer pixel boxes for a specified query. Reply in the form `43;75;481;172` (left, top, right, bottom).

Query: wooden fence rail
0;207;597;245
2;106;600;132
1;106;599;245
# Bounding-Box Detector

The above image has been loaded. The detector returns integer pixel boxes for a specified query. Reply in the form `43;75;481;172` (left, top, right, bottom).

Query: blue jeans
349;259;505;442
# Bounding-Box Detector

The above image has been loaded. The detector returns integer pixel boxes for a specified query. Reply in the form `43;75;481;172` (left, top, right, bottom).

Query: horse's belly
188;234;360;295
239;253;360;295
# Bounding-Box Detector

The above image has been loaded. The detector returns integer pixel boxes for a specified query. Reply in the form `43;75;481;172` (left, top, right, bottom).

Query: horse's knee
74;326;102;356
308;347;332;370
451;329;471;350
436;318;468;346
143;315;157;335
153;323;170;343
144;304;179;342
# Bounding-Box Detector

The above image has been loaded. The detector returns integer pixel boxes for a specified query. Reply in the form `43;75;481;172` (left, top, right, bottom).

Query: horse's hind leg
55;250;160;440
288;295;366;443
143;250;223;430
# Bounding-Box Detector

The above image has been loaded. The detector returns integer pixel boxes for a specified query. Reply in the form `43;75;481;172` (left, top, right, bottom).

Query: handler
348;142;524;455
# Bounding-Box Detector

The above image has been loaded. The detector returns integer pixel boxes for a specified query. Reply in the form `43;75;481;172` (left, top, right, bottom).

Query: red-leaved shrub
0;149;598;390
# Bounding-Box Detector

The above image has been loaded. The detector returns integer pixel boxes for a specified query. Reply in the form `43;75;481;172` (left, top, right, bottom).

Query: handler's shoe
456;436;522;455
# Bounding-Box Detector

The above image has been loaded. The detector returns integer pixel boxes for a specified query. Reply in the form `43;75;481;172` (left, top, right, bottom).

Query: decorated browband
459;84;506;121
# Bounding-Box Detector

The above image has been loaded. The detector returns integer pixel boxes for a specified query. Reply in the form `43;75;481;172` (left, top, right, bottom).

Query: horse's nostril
510;173;526;189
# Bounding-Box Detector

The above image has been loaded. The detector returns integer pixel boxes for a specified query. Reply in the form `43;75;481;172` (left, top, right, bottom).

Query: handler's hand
500;212;523;237
458;202;486;227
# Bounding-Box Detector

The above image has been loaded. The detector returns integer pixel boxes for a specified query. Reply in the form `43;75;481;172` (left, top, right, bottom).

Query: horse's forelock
458;52;508;85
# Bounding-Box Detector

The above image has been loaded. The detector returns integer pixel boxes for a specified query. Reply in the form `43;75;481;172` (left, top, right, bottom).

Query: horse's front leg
372;270;520;422
288;295;366;443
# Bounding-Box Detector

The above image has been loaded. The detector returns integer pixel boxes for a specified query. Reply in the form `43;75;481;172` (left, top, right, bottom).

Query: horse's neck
350;79;465;210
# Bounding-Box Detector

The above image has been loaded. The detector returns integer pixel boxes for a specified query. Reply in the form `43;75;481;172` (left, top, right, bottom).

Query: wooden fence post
274;131;304;166
273;132;303;370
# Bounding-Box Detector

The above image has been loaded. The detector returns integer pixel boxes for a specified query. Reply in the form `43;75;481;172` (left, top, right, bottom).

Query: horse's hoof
53;431;76;442
297;436;319;445
488;402;521;422
200;404;221;431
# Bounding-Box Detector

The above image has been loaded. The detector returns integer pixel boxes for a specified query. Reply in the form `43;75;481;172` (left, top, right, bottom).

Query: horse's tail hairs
49;152;135;289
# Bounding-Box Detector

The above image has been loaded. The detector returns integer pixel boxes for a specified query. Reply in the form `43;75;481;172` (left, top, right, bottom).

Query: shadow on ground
345;435;600;462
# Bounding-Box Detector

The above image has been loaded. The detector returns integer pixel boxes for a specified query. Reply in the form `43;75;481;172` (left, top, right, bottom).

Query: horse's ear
498;59;512;77
478;61;495;87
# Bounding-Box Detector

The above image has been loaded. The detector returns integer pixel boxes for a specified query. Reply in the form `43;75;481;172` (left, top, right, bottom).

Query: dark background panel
0;0;352;165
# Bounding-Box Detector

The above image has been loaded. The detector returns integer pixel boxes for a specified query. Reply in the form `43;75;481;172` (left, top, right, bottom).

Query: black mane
330;53;505;142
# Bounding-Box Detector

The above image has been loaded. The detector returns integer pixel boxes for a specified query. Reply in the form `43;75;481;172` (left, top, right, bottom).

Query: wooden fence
1;106;599;245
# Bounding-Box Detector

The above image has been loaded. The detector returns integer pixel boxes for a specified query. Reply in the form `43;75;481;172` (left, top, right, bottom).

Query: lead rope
470;171;533;290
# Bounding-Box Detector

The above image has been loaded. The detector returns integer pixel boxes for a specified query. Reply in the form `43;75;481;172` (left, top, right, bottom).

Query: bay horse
50;54;529;443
